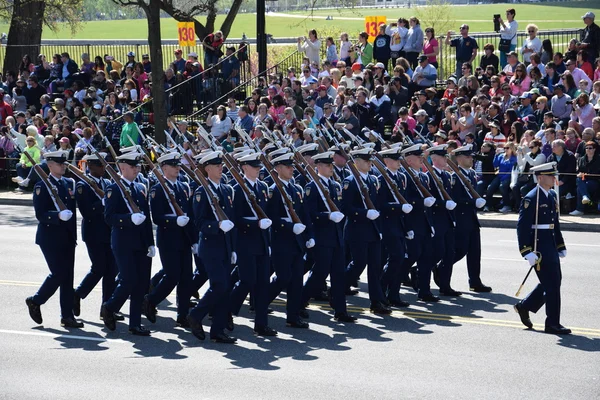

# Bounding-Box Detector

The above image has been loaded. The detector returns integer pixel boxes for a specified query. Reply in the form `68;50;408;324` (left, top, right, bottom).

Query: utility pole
257;0;267;74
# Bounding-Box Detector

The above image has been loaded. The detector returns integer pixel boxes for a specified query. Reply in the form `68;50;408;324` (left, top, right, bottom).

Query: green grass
0;1;595;40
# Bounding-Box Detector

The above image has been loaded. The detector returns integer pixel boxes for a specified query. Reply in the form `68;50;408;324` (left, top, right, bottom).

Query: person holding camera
497;9;519;68
570;93;595;130
445;24;478;79
297;30;321;66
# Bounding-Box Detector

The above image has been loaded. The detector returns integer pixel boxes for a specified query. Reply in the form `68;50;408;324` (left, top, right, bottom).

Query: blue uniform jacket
193;182;235;261
427;168;456;230
33;176;77;247
517;186;566;260
377;169;408;238
304;177;344;248
104;180;154;252
150;180;194;251
233;178;271;256
451;167;480;231
401;167;434;236
341;173;381;242
75;176;111;244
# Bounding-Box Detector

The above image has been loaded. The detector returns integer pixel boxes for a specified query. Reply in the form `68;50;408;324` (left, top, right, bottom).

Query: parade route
1;205;599;399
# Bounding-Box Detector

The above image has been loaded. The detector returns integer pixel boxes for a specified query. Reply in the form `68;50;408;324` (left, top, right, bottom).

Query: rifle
138;151;185;217
66;164;105;198
197;125;243;176
169;119;199;157
134;124;160;161
75;133;141;214
93;122;120;172
410;130;454;201
265;127;311;181
446;158;482;200
13;140;67;211
237;127;302;223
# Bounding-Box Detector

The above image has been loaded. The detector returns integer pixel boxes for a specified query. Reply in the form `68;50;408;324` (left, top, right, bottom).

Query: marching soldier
378;146;413;307
301;151;357;322
331;144;351;182
187;151;237;344
400;144;438;302
26;150;83;328
143;152;195;328
230;152;278;337
73;153;119;320
266;152;313;329
426;144;461;296
101;151;156;336
342;147;391;315
446;144;492;293
514;162;571;335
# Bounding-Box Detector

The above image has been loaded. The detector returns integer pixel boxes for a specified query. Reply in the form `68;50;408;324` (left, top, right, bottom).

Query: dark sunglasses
585;147;595;150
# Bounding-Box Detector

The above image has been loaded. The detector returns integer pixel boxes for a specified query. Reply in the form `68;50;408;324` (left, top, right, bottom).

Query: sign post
364;16;387;43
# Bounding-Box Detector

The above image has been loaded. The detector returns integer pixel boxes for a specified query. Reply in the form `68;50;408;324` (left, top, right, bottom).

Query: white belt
531;224;554;229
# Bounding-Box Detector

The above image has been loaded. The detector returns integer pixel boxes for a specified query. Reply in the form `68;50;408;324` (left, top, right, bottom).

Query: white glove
219;220;234;233
405;230;415;240
282;217;292;223
558;250;567;258
58;210;73;221
329;211;345;223
191;243;199;255
524;252;539;266
306;238;315;248
231;251;237;264
176;215;190;227
475;198;486;209
147;246;156;258
293;223;306;235
424;197;436;207
402;204;413;214
131;213;146;225
366;209;380;220
259;218;272;230
445;200;457;210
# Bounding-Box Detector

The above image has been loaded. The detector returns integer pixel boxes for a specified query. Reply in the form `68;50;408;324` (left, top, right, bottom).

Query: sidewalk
1;190;599;232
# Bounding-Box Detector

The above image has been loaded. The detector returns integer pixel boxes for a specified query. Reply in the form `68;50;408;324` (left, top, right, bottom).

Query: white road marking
0;328;128;344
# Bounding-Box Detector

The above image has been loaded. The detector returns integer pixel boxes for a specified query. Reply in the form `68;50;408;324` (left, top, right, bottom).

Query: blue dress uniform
102;152;155;335
400;145;437;301
74;155;117;307
516;162;569;334
266;152;313;327
145;153;195;325
301;152;355;321
342;148;390;313
27;151;80;326
188;151;237;341
230;155;273;333
377;152;411;306
426;146;459;295
446;144;491;292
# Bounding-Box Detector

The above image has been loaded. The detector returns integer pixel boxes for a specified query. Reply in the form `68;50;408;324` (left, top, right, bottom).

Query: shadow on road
556;335;600;352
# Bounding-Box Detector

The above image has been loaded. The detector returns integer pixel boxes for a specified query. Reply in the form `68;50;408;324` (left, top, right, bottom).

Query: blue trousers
148;248;193;318
576;177;599;211
32;244;75;319
521;257;562;327
346;240;385;302
189;255;230;335
104;248;148;328
486;176;511;208
380;235;407;302
302;245;347;314
76;241;117;303
230;250;270;328
432;224;456;290
402;232;434;297
452;227;483;287
269;250;304;321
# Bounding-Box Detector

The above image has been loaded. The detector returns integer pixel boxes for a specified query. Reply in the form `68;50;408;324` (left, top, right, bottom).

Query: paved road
0;205;598;399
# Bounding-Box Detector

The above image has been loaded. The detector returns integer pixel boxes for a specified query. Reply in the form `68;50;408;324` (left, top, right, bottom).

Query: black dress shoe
370;301;392;315
226;313;234;332
186;315;205;340
101;304;116;331
514;302;533;329
334;312;357;323
401;279;413;288
102;311;125;321
254;326;278;337
470;284;492;293
129;326;151;336
189;299;198;308
73;293;81;317
313;291;329;302
544;325;572;335
176;316;190;328
211;332;237;343
142;295;157;323
286;318;309;328
418;293;440;303
388;298;410;308
439;288;463;297
25;297;43;324
345;287;359;296
61;317;84;328
299;309;309;319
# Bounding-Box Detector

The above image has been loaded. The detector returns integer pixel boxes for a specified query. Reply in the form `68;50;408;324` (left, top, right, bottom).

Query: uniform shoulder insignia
305;185;311;197
523;198;530;209
343;180;350;190
106;188;112;198
268;187;273;198
195;191;202;203
35;186;41;196
150;189;156;199
77;186;83;194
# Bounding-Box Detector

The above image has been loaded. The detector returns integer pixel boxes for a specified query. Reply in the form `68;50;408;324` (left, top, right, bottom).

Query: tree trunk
3;0;46;75
146;0;167;144
220;0;244;39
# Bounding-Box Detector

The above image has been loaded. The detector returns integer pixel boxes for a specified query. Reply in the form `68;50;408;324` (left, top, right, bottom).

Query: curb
0;197;33;207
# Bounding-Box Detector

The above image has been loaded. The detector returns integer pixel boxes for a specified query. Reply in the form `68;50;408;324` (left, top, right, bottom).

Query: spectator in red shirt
0;88;14;125
202;31;224;69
